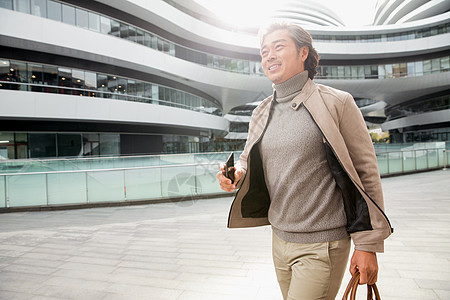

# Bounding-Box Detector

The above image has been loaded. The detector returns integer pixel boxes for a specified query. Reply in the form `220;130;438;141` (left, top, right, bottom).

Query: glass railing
0;148;447;209
376;148;449;176
0;152;241;208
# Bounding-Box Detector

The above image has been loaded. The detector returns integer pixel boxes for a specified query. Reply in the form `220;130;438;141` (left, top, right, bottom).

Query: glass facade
3;0;265;76
0;131;227;159
316;55;450;79
313;22;450;43
387;93;450;121
0;58;222;115
4;0;450;79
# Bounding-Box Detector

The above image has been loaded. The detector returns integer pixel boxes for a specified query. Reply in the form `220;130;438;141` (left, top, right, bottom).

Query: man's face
260;29;308;85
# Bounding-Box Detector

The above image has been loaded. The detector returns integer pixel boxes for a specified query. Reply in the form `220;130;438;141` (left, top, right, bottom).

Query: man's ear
300;46;309;62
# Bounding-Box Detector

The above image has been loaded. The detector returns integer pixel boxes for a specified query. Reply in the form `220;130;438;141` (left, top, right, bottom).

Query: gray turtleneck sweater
258;71;349;244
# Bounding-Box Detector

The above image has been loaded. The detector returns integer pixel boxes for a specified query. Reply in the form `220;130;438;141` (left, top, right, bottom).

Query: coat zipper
302;103;394;233
227;99;275;225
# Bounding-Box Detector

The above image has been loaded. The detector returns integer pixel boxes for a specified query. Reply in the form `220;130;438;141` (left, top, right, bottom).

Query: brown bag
342;271;381;300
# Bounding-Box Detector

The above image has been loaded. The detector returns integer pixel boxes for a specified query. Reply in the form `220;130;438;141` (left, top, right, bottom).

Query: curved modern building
0;0;449;159
374;0;450;25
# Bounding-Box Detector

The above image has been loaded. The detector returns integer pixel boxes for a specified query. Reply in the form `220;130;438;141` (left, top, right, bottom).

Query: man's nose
267;51;276;61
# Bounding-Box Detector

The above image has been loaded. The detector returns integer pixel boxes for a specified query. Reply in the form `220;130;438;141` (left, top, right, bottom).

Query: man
217;22;392;300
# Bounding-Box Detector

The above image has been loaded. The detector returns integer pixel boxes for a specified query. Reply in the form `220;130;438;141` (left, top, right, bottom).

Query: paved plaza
0;170;449;300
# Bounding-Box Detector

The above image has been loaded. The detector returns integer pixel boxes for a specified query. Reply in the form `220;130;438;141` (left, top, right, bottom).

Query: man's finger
359;270;368;284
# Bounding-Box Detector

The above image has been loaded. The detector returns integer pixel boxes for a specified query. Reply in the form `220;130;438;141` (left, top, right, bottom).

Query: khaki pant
272;232;350;300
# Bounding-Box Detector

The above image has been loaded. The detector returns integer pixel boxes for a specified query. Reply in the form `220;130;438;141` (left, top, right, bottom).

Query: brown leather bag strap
370;282;381;300
342;271;381;300
342;271;360;300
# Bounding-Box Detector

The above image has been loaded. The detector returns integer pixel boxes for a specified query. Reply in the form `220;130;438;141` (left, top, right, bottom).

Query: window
423;60;431;75
127;26;137;42
99;134;120;156
407;62;415;77
157;39;163;52
15;133;28;159
107;75;117;98
84;72;96;96
96;74;108;98
143;83;152;102
392;64;400;77
136;80;145;98
243;60;250;74
29;133;56;158
0;59;10;89
88;12;100;32
415;61;423;76
13;0;30;13
117;77;127;100
385;64;393;78
62;4;75;25
75;8;88;29
47;0;61;22
136;29;144;45
338;66;345;78
72;69;85;96
441;57;450;71
119;23;129;39
378;65;385;79
58;67;71;95
0;0;12;9
151;35;158;49
110;19;120;37
329;66;337;79
57;133;82;157
431;58;440;73
100;16;111;34
159;86;166;101
151;84;158;100
43;65;58;93
31;0;46;17
144;32;152;48
127;79;136;100
169;43;175;56
364;65;378;79
344;66;351;79
399;63;407;77
10;60;27;90
82;133;100;156
0;132;15;159
28;63;43;92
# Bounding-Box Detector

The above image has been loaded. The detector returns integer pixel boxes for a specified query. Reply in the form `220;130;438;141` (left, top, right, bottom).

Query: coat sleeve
339;93;385;252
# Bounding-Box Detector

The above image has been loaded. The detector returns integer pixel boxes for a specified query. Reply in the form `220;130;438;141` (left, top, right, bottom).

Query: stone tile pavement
0;170;449;299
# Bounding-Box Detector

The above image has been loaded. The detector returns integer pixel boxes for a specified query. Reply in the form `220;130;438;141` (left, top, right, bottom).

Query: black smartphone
224;152;235;184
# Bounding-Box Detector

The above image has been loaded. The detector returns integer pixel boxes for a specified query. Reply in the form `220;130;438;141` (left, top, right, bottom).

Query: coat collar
288;79;316;111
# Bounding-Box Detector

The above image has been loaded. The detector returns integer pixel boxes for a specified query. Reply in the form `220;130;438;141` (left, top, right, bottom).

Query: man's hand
350;250;378;285
216;163;243;192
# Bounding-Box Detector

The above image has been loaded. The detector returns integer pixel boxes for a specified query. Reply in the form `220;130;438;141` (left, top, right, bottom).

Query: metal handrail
377;148;449;175
375;147;446;155
0;161;220;176
0;151;234;164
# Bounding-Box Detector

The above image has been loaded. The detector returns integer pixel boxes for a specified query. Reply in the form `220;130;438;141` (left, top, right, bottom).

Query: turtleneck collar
273;71;309;103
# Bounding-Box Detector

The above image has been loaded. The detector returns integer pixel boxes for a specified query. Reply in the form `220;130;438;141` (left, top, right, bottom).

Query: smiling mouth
269;64;280;71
